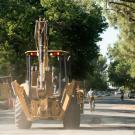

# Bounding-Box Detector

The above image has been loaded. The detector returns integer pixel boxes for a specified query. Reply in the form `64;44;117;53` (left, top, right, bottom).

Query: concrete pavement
1;96;135;135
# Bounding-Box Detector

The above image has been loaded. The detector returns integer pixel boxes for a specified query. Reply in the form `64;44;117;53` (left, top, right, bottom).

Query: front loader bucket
11;80;31;120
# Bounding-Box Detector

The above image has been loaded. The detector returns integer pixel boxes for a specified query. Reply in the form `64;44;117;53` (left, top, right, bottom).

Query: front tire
63;97;80;129
15;98;32;129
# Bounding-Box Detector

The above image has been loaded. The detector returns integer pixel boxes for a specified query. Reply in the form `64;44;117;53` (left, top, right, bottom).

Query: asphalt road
1;95;135;135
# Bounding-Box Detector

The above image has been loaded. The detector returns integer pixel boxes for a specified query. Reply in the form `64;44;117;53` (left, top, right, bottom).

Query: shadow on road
96;97;135;105
79;126;135;131
84;108;135;114
81;114;135;124
1;96;135;131
31;125;135;131
0;109;14;124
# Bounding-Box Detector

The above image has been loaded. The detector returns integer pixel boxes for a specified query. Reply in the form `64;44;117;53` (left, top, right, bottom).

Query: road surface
1;95;135;135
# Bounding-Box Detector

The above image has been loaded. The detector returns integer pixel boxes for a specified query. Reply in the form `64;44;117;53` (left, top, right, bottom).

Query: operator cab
25;50;70;97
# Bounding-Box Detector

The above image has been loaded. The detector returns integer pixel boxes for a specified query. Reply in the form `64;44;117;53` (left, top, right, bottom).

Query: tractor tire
63;97;80;129
15;98;32;129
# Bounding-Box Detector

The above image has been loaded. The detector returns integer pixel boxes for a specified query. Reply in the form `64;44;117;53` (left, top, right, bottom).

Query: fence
0;76;14;109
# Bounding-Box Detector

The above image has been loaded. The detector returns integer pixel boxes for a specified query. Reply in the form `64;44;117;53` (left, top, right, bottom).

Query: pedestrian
53;76;58;94
120;91;124;101
76;88;84;113
87;89;95;112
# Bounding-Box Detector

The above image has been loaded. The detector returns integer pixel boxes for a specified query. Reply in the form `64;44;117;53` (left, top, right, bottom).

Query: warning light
25;51;38;57
56;52;60;56
31;52;37;56
49;52;61;57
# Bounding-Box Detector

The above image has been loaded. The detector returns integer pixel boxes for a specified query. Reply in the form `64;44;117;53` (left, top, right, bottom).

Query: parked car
128;91;135;99
114;90;121;96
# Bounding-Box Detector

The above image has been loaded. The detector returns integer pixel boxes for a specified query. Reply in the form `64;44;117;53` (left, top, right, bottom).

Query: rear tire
63;97;80;129
15;98;32;129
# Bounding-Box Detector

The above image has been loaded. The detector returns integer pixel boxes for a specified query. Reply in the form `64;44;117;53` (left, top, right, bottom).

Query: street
1;95;135;135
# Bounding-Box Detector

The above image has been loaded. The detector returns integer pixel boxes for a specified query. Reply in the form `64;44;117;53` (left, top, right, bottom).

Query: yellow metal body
11;19;83;123
11;80;76;121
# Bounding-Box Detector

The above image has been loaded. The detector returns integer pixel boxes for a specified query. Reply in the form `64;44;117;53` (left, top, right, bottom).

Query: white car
128;91;135;99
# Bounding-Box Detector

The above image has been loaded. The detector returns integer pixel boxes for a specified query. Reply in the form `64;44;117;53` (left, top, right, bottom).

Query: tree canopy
85;55;108;91
104;0;135;89
0;0;107;82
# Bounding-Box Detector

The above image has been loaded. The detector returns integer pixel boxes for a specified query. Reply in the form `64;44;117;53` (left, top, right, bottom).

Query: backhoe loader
11;19;84;129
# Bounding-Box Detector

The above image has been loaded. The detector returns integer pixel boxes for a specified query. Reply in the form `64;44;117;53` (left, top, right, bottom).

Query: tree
85;55;108;91
100;0;135;89
107;42;135;89
41;0;108;80
0;0;45;81
0;0;107;81
108;59;135;89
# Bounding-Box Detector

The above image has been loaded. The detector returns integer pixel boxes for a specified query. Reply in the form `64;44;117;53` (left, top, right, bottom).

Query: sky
98;27;119;56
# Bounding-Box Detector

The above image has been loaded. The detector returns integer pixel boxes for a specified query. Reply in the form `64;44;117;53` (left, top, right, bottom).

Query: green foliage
85;55;108;91
0;0;44;82
41;0;108;79
102;1;135;89
108;60;135;89
0;0;107;82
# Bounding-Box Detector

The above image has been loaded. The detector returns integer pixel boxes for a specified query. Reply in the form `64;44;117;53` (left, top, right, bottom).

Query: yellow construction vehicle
11;19;84;129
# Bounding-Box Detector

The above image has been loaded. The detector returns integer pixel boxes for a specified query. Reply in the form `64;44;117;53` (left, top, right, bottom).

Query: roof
25;50;69;55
